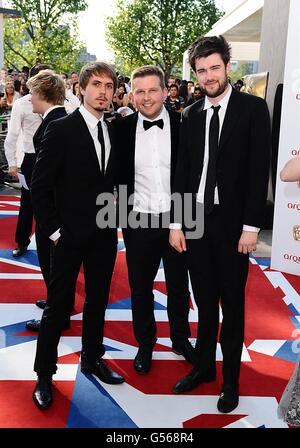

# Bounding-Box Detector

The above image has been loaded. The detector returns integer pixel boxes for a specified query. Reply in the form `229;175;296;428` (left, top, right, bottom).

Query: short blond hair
27;69;65;105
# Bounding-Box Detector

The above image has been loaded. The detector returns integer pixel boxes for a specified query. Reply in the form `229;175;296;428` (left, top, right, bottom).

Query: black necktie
97;121;106;175
204;105;221;214
143;119;164;131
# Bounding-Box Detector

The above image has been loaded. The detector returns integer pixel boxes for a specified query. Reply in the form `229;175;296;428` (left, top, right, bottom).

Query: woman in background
280;157;300;183
278;156;300;426
0;81;21;110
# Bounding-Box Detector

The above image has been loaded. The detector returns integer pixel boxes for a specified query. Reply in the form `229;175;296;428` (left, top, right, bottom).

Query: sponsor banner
271;0;300;276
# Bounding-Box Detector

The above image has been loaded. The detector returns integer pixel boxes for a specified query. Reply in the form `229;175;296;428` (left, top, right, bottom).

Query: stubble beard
201;76;229;99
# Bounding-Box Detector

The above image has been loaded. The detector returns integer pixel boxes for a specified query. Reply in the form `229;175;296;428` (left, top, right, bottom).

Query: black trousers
15;153;36;247
123;215;190;349
35;223;52;288
186;206;249;386
34;230;117;376
35;223;74;325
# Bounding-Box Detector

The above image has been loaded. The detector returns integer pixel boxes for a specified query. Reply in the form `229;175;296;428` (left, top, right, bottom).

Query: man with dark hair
165;84;184;113
70;71;79;84
186;85;203;106
31;61;124;410
233;79;244;92
170;36;270;413
114;65;195;375
187;80;195;95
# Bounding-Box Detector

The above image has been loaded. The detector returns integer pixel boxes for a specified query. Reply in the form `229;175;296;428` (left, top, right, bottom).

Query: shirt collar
203;83;232;111
79;104;104;130
42;105;64;120
137;105;168;128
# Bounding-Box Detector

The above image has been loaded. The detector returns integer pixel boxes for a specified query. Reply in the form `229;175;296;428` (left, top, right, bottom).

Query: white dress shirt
79;105;111;171
196;84;232;205
50;105;111;241
4;94;42;167
133;107;171;214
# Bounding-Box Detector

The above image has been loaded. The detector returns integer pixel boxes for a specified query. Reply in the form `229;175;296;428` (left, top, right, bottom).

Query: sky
78;0;240;61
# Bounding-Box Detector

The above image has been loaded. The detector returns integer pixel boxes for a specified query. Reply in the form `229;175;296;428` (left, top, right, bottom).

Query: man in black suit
31;62;124;410
25;70;73;332
114;65;196;375
170;36;270;413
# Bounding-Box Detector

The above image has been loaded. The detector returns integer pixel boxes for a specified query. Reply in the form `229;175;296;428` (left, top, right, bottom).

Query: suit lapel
192;101;207;172
127;113;139;189
74;109;103;176
168;111;179;166
105;119;115;177
219;88;241;150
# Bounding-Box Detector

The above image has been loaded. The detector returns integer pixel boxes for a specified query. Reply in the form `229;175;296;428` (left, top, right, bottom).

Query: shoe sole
134;368;150;375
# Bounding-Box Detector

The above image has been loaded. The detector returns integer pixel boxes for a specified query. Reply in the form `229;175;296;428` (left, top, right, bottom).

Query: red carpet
0;195;299;428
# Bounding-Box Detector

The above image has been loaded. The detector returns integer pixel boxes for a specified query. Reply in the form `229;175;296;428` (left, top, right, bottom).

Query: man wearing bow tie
114;65;196;376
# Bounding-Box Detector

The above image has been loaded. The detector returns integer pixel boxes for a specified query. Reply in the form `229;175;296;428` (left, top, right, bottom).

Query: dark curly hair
188;36;231;71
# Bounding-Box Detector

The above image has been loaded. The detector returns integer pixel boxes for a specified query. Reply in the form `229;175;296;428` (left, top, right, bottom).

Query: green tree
230;62;255;84
4;0;88;72
106;0;223;77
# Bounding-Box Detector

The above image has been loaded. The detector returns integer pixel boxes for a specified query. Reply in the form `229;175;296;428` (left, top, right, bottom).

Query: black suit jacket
33;107;67;156
173;88;271;239
31;109;116;244
113;109;181;210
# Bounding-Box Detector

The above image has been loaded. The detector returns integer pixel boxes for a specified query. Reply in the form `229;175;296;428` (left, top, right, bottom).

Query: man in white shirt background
4;63;49;258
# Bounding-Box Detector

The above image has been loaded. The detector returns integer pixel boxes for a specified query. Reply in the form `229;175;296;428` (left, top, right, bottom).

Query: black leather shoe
173;367;216;394
32;375;53;410
36;300;47;309
81;358;125;384
12;246;27;257
133;347;153;374
217;384;239;413
25;319;70;332
172;341;198;364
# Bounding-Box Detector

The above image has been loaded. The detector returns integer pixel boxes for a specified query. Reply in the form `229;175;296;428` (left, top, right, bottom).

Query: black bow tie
143;119;164;131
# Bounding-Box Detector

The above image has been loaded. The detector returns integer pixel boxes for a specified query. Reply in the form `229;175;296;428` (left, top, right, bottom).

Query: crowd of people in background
0;64;245;136
0;30;297;422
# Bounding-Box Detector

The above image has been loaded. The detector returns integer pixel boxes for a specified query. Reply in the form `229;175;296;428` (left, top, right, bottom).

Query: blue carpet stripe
67;370;137;428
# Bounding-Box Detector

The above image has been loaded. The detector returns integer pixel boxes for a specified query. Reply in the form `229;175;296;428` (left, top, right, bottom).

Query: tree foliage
106;0;223;77
4;0;88;72
230;62;255;84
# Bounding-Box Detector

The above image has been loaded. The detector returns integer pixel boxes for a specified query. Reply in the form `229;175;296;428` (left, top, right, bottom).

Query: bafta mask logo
293;225;300;241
